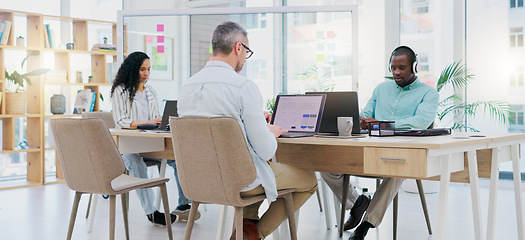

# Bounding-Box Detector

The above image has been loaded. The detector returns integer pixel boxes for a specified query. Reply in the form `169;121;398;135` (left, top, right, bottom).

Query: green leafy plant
297;62;336;92
266;98;276;115
5;52;49;92
436;61;511;132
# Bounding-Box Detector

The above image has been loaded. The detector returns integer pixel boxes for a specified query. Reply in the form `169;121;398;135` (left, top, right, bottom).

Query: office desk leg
511;144;525;240
487;147;500;240
467;150;483;240
435;154;451;240
155;159;168;210
339;174;349;238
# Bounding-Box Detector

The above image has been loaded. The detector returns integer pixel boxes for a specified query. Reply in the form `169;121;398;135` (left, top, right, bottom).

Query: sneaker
171;204;201;222
147;210;178;227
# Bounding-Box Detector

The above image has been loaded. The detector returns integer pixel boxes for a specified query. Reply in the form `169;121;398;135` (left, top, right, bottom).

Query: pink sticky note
157;35;164;43
157;45;164;53
209;57;213;61
327;31;335;38
145;35;154;43
157;24;164;32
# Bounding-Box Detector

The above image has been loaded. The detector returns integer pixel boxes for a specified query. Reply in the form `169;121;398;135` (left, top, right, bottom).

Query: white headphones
388;46;418;73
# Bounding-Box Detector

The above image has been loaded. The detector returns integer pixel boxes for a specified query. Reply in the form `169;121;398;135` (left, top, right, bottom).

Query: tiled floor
0;174;523;240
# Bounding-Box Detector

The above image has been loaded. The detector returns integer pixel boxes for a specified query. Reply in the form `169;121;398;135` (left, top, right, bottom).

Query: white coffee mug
337;117;353;136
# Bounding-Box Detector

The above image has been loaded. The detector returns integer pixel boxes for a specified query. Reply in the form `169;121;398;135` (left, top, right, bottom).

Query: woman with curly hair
111;51;199;226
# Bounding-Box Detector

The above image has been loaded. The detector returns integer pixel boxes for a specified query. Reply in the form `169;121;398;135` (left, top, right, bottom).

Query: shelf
0;114;41;118
0;8;116;190
0;148;41;154
44;114;81;118
44;82;112;86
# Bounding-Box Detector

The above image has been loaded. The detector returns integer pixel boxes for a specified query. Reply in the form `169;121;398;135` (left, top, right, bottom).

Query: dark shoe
147;210;178;227
349;230;366;240
344;194;371;231
230;219;260;240
171;204;201;222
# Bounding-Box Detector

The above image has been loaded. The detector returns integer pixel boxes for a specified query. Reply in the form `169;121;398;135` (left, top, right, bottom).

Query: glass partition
120;6;357;106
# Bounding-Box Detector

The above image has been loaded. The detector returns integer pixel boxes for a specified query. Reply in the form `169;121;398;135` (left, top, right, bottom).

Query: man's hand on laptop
268;124;287;138
263;111;271;123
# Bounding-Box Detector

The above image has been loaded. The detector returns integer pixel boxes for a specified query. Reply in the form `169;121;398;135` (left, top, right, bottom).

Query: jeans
122;153;189;215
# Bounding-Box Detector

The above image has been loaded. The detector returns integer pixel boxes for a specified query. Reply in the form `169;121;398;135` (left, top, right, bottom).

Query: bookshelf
0;9;117;190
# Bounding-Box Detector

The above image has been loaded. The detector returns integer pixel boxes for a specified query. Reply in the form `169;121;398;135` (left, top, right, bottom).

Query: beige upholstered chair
169;116;297;240
81;112;162;219
81;112;116;128
50;118;173;240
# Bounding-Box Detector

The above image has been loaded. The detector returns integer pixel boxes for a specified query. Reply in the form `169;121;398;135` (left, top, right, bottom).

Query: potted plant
436;61;511;131
4;52;49;114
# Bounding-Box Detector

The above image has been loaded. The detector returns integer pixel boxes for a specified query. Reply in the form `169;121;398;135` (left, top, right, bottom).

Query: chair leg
155;159;168;210
121;193;130;240
283;193;298;240
315;188;323;212
159;184;173;240
416;179;432;234
184;202;200;240
86;193;93;218
393;193;398;240
109;195;116;240
235;207;244;240
67;192;82;240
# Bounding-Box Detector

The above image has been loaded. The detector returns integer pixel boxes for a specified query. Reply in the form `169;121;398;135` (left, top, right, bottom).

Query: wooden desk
275;133;525;240
110;130;525;240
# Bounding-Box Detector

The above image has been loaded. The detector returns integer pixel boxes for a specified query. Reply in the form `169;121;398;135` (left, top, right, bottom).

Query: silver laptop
270;94;326;138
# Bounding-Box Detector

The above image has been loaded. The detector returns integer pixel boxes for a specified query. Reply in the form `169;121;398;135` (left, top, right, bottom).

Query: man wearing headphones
321;46;439;240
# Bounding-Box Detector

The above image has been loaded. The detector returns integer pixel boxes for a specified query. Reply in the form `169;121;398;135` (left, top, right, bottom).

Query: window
510;0;524;8
246;59;268;80
510;27;524;47
245;13;267;29
510;67;524;87
509;105;525;132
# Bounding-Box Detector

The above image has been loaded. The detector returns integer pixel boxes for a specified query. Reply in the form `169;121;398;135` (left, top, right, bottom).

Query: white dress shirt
111;84;160;128
178;61;279;202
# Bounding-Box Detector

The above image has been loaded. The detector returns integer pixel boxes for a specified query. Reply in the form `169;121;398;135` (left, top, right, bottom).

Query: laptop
141;100;178;132
305;91;361;136
270;94;326;138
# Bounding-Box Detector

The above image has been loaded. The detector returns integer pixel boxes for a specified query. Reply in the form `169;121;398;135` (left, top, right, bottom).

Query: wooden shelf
44;114;80;118
0;8;116;190
0;114;42;118
0;148;41;154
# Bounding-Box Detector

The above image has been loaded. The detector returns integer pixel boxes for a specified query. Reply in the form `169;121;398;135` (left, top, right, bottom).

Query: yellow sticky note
209;45;213;54
317;54;325;62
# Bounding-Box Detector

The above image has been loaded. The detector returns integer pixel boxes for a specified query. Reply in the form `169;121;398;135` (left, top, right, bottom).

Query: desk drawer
364;147;427;178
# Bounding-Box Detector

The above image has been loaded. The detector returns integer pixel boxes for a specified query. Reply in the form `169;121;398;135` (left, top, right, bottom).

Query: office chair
50;118;173;240
169;116;298;240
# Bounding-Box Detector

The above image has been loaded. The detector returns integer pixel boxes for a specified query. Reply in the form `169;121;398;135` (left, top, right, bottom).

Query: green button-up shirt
362;78;439;129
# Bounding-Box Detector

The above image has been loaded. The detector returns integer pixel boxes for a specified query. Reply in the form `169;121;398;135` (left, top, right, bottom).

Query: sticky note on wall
157;35;164;43
157;45;165;53
157;24;164;32
146;35;154;43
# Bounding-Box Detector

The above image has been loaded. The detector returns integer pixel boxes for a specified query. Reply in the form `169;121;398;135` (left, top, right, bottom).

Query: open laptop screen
270;94;326;134
305;91;360;135
159;100;178;130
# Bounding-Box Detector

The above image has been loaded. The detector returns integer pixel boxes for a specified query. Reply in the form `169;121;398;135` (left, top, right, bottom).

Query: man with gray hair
178;21;317;240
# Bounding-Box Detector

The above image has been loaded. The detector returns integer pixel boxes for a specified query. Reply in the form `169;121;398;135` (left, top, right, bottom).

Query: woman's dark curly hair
110;51;149;103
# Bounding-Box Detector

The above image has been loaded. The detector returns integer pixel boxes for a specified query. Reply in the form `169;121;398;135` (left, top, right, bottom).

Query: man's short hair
391;46;417;66
212;21;248;56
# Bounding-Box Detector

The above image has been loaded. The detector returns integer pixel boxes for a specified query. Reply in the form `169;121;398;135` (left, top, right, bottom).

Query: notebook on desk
305;91;362;136
141;100;178;132
270;94;326;138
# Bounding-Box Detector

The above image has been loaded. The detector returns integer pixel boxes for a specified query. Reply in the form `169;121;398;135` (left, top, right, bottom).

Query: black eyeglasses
241;43;254;59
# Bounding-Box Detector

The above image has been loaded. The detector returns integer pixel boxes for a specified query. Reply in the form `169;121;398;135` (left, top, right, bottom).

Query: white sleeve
239;81;277;161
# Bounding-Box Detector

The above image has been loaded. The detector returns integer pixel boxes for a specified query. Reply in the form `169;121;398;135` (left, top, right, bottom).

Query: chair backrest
81;112;116;128
169;117;257;206
50;118;126;194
